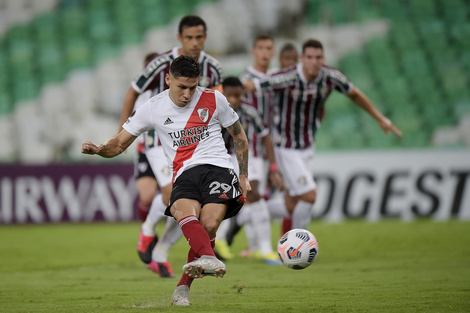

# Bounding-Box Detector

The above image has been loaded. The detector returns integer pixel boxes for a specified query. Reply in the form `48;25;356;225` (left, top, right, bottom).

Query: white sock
250;199;274;255
292;200;313;230
236;204;251;226
243;219;258;253
267;196;289;219
239;203;258;252
152;217;182;262
216;219;231;241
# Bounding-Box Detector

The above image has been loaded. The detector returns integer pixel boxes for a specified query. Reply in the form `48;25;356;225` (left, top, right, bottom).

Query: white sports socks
292;200;313;230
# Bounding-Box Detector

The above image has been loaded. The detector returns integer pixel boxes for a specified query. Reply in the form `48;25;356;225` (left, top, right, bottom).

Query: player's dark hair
170;55;200;79
143;52;158;66
280;43;297;56
222;76;243;89
302;39;323;54
253;34;274;47
178;15;207;34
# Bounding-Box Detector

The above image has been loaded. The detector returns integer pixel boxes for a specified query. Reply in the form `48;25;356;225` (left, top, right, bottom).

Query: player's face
280;50;298;69
178;25;207;59
301;47;324;80
165;73;199;107
252;39;275;69
223;86;243;110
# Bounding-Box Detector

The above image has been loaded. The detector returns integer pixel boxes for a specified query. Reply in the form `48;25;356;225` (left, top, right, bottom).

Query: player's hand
239;174;251;198
269;171;285;191
379;117;402;137
82;141;101;155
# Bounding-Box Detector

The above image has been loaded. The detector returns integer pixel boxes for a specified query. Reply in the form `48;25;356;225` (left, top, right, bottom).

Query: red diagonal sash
172;91;216;182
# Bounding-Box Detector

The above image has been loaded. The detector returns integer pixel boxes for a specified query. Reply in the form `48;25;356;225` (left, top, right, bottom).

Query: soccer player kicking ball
82;55;251;306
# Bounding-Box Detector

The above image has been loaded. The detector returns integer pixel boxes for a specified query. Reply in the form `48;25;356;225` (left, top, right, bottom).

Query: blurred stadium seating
0;0;469;163
307;0;470;150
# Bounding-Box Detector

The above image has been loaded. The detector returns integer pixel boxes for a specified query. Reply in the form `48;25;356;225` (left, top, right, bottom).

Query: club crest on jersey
197;107;210;123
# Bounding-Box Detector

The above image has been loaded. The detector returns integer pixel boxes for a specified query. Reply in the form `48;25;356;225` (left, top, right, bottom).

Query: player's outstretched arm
117;86;139;134
226;120;252;196
82;130;137;158
348;86;403;137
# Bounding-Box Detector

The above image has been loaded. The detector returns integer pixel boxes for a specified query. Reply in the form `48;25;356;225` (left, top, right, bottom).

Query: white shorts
145;146;172;187
275;146;316;197
230;152;266;193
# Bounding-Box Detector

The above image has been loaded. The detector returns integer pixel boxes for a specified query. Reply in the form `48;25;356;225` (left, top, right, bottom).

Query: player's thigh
300;188;317;204
284;193;299;214
136;177;158;207
160;184;172;206
199;203;228;237
170;198;202;222
134;152;158;206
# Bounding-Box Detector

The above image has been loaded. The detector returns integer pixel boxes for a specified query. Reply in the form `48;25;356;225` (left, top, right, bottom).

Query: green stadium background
0;0;469;223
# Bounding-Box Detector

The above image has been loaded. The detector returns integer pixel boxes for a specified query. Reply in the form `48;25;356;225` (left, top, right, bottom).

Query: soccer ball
277;228;319;269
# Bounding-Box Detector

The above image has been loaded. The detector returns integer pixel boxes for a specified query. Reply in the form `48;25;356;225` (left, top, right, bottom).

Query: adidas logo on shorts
218;193;229;199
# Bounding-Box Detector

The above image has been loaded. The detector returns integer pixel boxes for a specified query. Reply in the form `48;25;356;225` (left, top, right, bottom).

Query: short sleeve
215;91;239;128
131;54;172;93
329;69;354;95
122;100;154;137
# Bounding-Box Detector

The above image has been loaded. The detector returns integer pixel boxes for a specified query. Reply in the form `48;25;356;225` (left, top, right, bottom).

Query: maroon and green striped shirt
239;66;275;130
257;64;353;149
223;101;268;157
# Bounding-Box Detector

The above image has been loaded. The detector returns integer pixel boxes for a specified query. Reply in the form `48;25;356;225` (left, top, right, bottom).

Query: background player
216;76;284;265
268;42;300;235
131;51;160;221
245;39;402;230
223;35;283;257
128;52;176;277
278;42;299;70
278;42;298;235
82;55;250;306
239;34;276;130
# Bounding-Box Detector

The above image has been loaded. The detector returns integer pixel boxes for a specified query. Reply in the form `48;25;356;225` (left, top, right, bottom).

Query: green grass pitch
0;219;469;312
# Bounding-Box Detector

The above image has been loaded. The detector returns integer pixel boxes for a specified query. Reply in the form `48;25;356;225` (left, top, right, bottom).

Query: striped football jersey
259;64;353;149
223;101;269;157
239;66;275;130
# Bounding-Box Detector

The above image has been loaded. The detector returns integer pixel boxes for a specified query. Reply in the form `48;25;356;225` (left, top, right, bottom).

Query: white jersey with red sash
123;86;239;182
130;47;224;151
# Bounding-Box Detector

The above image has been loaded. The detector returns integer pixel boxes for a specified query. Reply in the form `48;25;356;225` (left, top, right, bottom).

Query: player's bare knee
201;219;220;237
138;193;154;208
301;189;316;204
